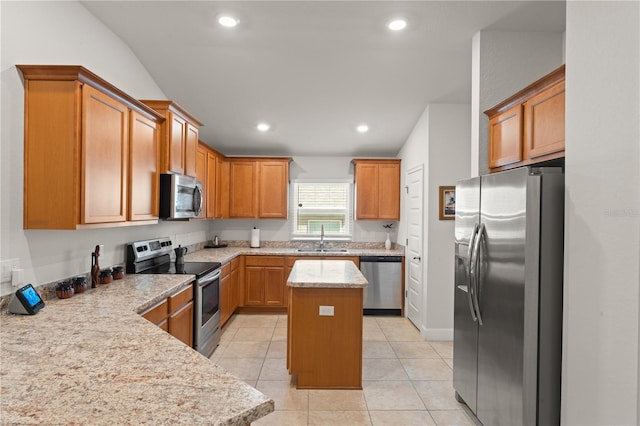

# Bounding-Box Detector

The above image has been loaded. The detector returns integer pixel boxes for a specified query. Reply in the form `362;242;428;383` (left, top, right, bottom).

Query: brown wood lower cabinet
245;256;286;307
141;284;193;346
288;286;364;389
221;257;241;327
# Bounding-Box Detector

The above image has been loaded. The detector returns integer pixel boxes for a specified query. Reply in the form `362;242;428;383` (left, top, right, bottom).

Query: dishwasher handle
359;256;403;262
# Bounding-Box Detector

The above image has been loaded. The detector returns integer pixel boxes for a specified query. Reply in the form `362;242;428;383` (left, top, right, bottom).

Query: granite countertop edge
0;274;274;425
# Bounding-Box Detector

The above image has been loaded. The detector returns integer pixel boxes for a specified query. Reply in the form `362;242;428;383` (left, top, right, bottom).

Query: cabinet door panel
220;274;231;326
525;82;565;160
230;266;240;311
185;123;199;178
82;85;128;224
488;104;522;169
355;163;379;220
378;163;400;220
216;157;230;218
129;111;159;221
245;266;264;305
258;161;289;218
168;112;186;175
196;146;208;219
169;301;194;347
264;267;286;306
229;161;256;218
206;151;217;218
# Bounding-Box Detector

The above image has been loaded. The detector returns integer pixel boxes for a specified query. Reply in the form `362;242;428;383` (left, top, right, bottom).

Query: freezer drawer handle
466;223;479;322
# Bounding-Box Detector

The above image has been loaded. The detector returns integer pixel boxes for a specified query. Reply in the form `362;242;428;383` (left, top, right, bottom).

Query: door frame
404;164;424;330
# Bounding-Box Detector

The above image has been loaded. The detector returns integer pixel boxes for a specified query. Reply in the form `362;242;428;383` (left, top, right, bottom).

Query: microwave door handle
466;223;479;322
193;185;203;216
471;223;485;326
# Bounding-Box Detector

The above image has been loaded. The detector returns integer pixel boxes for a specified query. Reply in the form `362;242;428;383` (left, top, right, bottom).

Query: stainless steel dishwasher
359;256;403;315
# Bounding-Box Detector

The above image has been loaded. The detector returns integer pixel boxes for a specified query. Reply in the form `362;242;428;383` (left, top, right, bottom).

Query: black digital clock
8;284;45;315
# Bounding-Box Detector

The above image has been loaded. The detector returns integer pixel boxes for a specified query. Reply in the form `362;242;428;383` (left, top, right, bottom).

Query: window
290;181;353;239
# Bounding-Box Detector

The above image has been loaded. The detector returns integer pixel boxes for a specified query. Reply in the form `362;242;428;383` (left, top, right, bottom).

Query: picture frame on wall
439;186;456;220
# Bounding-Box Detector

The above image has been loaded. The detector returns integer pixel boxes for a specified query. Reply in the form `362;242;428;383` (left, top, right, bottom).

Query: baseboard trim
422;328;453;341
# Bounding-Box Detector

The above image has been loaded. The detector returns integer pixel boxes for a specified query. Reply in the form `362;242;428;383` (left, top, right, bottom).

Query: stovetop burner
138;261;221;278
126;237;220;279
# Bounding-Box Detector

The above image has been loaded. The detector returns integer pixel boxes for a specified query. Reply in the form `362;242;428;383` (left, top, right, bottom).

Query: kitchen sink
296;248;349;253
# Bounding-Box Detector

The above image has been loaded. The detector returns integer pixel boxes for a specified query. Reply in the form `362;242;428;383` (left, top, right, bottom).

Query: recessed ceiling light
387;18;407;31
356;124;369;133
257;122;271;132
218;15;239;28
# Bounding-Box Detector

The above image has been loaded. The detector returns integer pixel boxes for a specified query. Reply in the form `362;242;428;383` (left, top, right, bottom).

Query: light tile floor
210;314;477;426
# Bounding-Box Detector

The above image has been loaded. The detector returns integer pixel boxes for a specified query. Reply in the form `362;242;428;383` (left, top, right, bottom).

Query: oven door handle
197;268;221;286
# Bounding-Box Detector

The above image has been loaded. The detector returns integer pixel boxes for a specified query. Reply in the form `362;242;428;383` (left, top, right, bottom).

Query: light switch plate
319;305;334;316
0;259;20;283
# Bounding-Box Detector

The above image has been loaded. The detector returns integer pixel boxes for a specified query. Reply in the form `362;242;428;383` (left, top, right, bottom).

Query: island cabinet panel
18;65;163;229
288;287;363;389
244;256;286;307
353;159;401;220
485;65;565;173
129;111;160;221
140;100;202;178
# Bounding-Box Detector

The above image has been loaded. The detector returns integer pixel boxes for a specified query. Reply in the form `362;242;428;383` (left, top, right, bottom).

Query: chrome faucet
319;224;325;250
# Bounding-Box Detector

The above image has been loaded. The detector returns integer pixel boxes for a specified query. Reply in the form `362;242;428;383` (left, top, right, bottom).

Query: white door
405;166;424;328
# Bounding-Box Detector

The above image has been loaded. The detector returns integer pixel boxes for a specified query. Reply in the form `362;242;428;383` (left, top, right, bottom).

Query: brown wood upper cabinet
352;159;401;220
228;157;291;219
17;65;163;230
196;142;225;219
485;65;565;172
140;100;202;178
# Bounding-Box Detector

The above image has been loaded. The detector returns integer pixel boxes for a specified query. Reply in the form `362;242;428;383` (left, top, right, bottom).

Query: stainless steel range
126;237;222;358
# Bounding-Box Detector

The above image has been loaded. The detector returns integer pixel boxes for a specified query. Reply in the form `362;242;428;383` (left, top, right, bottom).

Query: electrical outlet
0;259;20;283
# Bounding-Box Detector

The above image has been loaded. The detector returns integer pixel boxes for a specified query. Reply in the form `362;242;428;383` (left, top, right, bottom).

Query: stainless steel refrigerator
453;167;564;426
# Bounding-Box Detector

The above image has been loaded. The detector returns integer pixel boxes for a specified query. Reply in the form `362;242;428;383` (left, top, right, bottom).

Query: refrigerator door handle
471;223;485;325
466;223;479;322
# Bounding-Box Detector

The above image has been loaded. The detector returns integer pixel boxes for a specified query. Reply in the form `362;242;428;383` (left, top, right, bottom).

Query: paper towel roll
250;227;260;248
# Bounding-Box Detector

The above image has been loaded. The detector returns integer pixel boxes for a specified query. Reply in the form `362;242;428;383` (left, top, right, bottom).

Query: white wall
471;30;564;176
211;156;398;244
397;104;470;340
563;1;640;424
0;1;210;296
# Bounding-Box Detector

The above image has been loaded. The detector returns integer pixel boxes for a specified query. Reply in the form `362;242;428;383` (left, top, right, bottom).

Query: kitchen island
0;274;273;425
286;259;368;389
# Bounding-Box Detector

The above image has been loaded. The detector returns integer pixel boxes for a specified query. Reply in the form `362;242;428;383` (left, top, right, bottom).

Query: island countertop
287;259;368;288
0;274;274;425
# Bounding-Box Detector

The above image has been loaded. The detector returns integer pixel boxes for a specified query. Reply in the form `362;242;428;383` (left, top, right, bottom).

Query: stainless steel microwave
159;174;203;219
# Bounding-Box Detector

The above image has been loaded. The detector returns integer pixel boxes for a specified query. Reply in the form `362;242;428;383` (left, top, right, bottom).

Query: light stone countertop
0;274;274;425
183;245;404;266
287;260;368;288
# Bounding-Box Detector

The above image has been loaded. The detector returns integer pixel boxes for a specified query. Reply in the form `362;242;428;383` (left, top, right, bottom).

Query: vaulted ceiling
82;1;565;157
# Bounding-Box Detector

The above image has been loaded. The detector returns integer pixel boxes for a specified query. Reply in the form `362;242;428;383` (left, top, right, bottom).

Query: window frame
289;179;354;241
